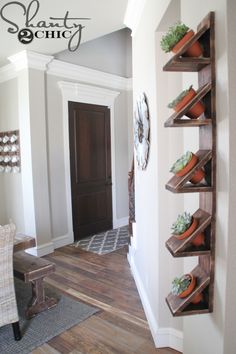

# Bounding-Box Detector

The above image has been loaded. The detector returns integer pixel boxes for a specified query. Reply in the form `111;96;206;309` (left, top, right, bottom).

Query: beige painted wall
0;78;24;231
129;0;184;347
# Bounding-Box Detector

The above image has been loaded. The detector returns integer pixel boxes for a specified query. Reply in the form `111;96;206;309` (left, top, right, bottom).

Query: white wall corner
124;0;147;36
113;216;129;229
126;78;133;91
127;251;183;352
8;50;54;71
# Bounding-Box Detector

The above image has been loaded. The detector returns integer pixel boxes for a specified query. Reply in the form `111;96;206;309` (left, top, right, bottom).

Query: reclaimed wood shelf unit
164;12;216;316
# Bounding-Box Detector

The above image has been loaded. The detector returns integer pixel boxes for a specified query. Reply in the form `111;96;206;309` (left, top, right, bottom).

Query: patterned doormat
73;225;129;255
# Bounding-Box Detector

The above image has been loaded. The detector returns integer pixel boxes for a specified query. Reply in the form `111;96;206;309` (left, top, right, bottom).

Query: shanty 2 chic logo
0;0;91;51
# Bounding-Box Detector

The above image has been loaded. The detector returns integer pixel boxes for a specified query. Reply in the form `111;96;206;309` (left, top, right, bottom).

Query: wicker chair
0;223;21;340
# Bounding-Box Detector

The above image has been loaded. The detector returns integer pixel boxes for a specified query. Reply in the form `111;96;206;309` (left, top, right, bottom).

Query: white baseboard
156;327;183;351
26;233;73;257
26;242;54;257
113;216;129;229
127;246;183;352
130;222;137;251
53;232;74;249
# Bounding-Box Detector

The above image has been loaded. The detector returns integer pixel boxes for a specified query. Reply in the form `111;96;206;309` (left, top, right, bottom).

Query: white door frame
58;81;120;242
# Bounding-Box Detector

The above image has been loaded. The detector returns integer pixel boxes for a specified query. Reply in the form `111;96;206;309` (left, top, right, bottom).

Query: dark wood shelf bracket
164;12;216;316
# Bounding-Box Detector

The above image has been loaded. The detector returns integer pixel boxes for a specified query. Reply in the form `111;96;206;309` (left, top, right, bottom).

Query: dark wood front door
68;102;113;241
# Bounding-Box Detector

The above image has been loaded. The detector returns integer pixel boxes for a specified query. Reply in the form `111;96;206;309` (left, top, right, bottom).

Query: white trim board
127;246;183;352
8;50;53;72
124;0;147;36
48;59;132;91
59;81;120;243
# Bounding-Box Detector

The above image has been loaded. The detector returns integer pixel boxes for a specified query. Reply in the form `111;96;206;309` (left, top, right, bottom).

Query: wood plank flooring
32;245;181;354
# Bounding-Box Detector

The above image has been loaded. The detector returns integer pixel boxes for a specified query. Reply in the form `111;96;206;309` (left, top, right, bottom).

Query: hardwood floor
32;246;181;354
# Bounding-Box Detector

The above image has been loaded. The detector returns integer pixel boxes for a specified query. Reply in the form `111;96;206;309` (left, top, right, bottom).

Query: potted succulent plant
171;274;203;304
168;86;205;119
170;151;205;184
171;212;205;246
160;22;203;57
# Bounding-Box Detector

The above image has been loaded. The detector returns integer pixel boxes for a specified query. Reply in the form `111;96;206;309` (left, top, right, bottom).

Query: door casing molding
58;81;120;242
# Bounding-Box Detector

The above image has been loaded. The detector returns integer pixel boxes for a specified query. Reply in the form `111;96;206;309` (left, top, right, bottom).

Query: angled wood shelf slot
166;209;212;257
163;58;211;73
163;16;212;72
166;265;210;316
164;83;212;128
166;150;212;193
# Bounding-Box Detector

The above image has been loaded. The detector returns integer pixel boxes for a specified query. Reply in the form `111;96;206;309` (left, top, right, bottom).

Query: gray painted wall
55;28;132;78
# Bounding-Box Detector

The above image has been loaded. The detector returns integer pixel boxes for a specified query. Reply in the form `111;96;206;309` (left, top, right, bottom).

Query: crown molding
1;51;133;91
58;81;120;107
0;64;16;83
8;50;54;72
48;59;132;91
124;0;147;36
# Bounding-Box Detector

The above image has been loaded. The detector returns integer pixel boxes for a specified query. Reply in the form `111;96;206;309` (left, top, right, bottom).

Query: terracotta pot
174;88;205;119
191;292;204;304
191;232;205;247
174;217;198;240
179;274;196;298
190;168;205;184
176;153;198;177
174;218;205;247
178;274;203;304
172;30;203;57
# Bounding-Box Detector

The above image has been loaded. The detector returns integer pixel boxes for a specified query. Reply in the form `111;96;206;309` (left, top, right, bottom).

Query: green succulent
171;274;191;296
168;86;193;109
160;22;189;53
171;212;192;235
170;151;192;174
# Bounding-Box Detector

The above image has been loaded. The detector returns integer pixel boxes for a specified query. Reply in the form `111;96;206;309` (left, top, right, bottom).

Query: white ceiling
0;0;128;65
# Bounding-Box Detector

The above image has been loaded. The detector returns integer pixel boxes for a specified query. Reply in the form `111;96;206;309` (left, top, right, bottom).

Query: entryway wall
46;68;132;245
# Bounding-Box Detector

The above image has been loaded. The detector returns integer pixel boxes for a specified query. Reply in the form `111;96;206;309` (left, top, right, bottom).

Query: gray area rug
0;279;98;354
73;225;129;255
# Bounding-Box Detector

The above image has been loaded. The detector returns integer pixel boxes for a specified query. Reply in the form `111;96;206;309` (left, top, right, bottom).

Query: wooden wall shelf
166;150;212;193
166;265;210;316
166;209;211;257
163;17;213;72
163;58;211;73
164;82;212;127
164;12;216;316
